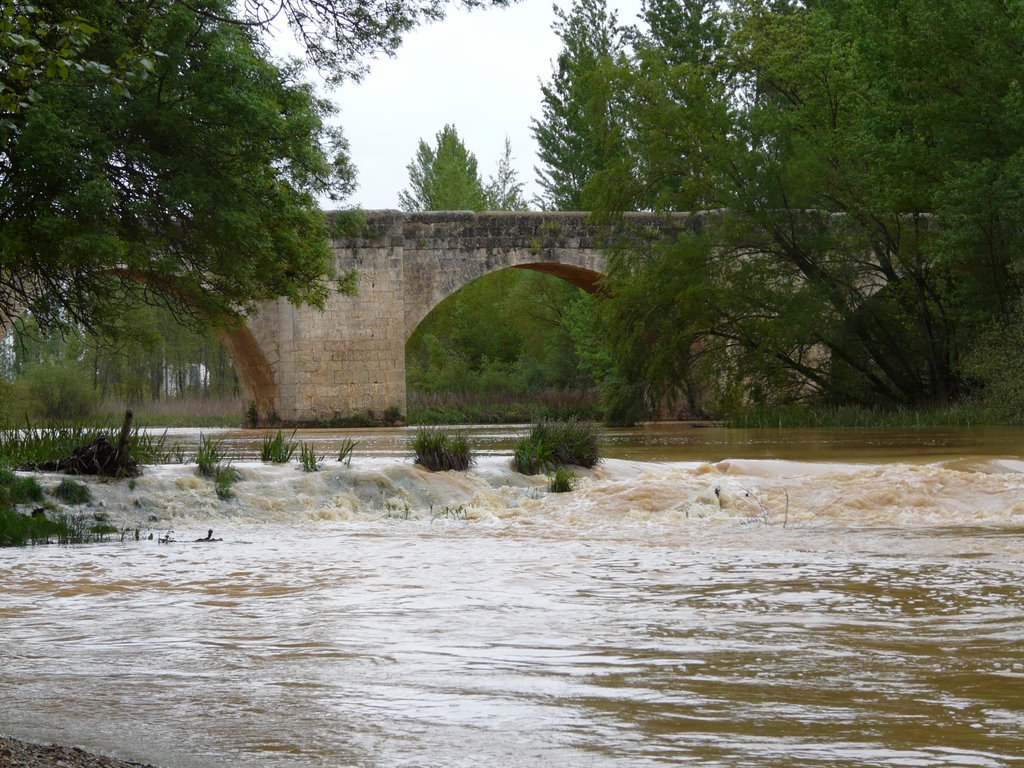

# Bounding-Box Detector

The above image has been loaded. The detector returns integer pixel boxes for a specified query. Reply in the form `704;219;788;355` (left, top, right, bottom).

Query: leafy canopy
551;0;1024;417
1;0;355;334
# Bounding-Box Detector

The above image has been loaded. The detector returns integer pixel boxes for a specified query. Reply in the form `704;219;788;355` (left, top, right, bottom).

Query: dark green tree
531;0;627;210
399;124;486;211
591;0;1024;416
0;0;355;336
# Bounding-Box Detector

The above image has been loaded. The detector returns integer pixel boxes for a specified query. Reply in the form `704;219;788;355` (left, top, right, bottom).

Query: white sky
273;0;645;210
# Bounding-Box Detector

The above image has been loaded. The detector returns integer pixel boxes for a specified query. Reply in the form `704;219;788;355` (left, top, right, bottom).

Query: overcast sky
280;0;645;210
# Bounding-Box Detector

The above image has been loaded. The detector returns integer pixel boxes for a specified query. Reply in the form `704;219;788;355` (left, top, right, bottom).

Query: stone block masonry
232;210;699;425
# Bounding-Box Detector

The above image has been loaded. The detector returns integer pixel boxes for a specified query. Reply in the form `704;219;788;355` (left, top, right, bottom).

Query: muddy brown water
2;424;1022;767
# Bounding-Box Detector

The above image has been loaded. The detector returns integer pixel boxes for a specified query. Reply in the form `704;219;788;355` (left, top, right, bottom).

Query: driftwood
19;410;141;478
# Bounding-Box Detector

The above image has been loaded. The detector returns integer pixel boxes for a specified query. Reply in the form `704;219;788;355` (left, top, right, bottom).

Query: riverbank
0;736;156;768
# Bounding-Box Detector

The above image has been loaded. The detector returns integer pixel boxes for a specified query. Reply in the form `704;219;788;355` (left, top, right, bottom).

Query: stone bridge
225;210;695;425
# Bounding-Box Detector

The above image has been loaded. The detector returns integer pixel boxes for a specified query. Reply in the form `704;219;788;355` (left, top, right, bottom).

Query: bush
513;419;600;475
411;427;474;471
15;361;98;422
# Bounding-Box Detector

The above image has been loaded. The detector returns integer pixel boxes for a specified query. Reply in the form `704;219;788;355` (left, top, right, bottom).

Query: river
2;423;1023;767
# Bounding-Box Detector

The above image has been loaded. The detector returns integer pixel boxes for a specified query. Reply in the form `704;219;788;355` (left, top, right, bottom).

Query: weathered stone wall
240;210;699;425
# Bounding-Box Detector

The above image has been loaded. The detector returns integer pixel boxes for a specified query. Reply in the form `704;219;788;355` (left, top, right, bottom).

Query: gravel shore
0;737;156;768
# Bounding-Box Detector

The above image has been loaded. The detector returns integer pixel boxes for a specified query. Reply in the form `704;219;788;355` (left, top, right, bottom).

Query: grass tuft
411;427;474;471
513;419;601;475
260;430;298;463
547;466;577;493
337;438;357;466
194;434;227;477
51;479;92;505
299;442;322;472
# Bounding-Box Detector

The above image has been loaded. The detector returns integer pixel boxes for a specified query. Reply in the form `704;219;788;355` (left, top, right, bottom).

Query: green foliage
214;464;239;500
406;269;596;406
512;418;600;475
399;124;485;211
1;507;58;546
299;442;322;472
1;0;353;336
0;469;43;507
962;302;1024;423
408;390;601;425
532;0;628;210
483;137;528;211
548;466;577;493
0;425;96;468
261;430;298;463
194;434;227;478
14;360;98;422
411;427;474;471
51;479;92;506
337;438;357;465
577;0;1024;417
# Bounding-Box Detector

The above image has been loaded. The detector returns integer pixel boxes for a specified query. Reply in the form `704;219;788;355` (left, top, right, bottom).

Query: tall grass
0;422;178;469
408;389;601;425
513;419;601;475
96;395;244;427
337;438;357;466
299;442;322;472
194;434;228;477
0;508;134;547
411;427;474;471
725;403;988;429
260;430;298;463
0;469;43;507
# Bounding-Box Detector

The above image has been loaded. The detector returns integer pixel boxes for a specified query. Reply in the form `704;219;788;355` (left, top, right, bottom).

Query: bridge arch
239;210;695;424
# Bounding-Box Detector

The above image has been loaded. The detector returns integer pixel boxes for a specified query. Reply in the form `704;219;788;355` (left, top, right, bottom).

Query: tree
1;0;516;337
483;137;528;211
399;124;486;211
590;0;1024;416
531;0;627;210
1;0;355;336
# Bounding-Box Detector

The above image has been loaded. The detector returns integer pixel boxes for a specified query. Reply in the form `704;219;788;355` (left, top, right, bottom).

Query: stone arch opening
404;265;603;414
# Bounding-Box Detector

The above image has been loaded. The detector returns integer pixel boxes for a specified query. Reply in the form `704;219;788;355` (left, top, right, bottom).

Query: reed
337;438;357;466
260;430;298;463
96;395;245;427
547;467;577;493
513;419;600;475
194;434;227;477
0;421;179;468
411;427;474;471
0;508;130;547
725;403;987;429
407;389;601;425
299;442;322;472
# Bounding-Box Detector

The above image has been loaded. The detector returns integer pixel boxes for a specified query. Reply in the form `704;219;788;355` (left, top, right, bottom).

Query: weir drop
1;423;1023;767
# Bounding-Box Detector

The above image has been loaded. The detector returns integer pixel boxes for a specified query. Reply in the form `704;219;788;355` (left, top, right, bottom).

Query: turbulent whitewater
1;425;1022;767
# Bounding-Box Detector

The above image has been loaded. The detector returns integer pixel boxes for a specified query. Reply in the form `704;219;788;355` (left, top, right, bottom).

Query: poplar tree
531;0;627;210
399;125;486;211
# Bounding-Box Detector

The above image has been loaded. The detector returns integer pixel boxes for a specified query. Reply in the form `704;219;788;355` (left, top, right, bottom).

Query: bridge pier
243;212;409;425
